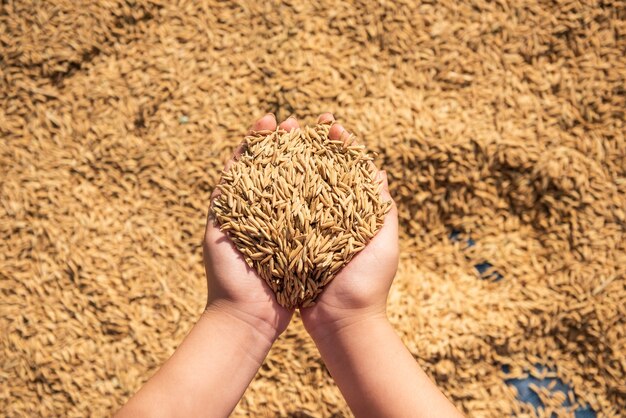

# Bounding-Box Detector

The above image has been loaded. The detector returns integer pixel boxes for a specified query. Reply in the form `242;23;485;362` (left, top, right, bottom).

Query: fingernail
265;112;275;118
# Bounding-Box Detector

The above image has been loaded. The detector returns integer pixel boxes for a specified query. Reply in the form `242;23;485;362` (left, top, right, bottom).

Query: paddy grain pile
212;124;390;308
1;1;624;417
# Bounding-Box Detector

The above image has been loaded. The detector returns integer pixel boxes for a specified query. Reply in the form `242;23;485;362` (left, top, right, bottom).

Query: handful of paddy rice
211;122;391;308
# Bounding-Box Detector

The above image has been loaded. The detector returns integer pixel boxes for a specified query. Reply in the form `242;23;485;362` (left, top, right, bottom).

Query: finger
376;170;393;203
225;143;246;170
248;113;277;135
223;151;240;171
204;206;218;236
328;123;348;141
204;209;225;241
208;114;277;241
376;170;398;239
279;116;299;132
318;112;335;124
225;113;277;175
208;183;223;217
210;184;220;200
331;122;378;173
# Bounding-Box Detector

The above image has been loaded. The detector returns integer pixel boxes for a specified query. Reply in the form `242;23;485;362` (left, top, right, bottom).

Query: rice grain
211;123;390;308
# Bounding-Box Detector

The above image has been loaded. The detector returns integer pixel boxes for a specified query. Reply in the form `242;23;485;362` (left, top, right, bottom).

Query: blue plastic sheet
449;230;596;417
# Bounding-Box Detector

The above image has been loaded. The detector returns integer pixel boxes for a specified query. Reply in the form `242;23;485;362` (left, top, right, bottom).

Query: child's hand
300;113;399;341
203;113;298;342
121;113;460;418
298;117;461;417
118;114;301;418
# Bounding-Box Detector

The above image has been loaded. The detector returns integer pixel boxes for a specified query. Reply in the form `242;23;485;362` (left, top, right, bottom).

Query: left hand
203;113;300;341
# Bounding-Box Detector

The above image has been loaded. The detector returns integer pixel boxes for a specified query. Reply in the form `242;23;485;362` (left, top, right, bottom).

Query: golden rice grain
211;124;390;308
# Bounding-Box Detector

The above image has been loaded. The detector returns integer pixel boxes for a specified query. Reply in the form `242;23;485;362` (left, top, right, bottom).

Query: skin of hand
299;112;399;340
298;113;464;418
203;113;297;341
116;114;300;418
117;113;462;417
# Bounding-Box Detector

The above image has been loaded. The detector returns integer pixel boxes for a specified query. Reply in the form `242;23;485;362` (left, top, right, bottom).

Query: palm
299;113;399;330
315;206;397;307
300;200;398;328
202;113;300;335
203;218;292;330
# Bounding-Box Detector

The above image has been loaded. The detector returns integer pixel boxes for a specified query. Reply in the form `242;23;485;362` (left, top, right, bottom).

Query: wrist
302;304;388;343
204;300;278;351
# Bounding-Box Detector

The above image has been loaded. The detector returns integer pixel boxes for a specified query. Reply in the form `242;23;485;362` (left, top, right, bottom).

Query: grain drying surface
1;1;625;417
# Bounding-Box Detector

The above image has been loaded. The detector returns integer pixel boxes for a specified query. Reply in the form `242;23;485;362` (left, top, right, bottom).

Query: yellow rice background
1;1;625;416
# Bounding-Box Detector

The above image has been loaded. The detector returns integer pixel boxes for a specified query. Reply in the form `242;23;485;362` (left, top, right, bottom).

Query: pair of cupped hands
203;112;399;343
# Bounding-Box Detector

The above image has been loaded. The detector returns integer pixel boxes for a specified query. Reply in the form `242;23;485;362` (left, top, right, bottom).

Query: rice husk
211;123;390;308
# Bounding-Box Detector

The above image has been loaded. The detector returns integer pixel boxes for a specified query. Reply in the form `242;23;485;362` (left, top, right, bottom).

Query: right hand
300;113;400;341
